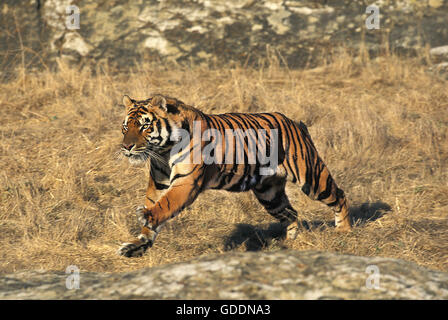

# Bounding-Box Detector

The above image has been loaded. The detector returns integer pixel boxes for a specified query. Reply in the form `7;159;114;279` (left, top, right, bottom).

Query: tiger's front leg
117;177;164;257
118;164;205;257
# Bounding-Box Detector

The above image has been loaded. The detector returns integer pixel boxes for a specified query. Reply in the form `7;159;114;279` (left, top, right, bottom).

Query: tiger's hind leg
252;177;301;240
301;171;352;232
328;187;351;232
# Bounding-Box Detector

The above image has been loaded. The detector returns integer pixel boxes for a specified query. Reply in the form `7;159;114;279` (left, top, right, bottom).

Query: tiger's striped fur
118;94;351;257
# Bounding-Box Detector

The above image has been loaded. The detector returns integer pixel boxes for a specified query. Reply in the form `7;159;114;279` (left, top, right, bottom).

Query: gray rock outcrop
1;250;447;299
1;0;448;71
429;45;448;77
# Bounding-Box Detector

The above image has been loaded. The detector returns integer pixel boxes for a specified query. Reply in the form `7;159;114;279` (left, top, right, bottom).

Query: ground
0;52;447;273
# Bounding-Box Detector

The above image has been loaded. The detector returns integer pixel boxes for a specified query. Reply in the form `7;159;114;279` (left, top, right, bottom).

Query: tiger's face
121;95;174;164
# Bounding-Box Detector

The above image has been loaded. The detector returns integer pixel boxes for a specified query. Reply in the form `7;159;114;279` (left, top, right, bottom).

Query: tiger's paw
117;239;152;258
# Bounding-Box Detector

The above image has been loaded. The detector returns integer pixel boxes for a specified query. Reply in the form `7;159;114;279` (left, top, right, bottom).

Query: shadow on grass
223;220;328;252
223;201;391;251
349;201;392;227
223;223;285;252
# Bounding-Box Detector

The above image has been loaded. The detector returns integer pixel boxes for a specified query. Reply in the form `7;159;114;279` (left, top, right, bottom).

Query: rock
429;0;444;8
428;62;448;79
428;45;448;78
0;250;447;299
1;1;448;71
430;45;448;63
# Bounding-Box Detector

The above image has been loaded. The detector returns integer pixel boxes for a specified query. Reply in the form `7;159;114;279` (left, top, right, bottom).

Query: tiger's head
121;94;185;164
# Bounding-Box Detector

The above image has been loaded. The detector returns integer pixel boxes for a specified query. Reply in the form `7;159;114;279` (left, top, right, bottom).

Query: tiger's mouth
122;149;148;164
121;144;169;168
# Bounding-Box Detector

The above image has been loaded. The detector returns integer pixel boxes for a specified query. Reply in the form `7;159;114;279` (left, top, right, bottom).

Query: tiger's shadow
223;201;391;252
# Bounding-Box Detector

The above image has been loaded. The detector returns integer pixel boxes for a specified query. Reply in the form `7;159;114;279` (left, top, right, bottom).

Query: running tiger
118;94;351;257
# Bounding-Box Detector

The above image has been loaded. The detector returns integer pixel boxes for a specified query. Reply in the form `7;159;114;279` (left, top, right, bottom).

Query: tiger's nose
122;143;135;151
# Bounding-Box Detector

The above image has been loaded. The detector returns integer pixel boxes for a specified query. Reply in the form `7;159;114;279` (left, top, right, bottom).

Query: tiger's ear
151;95;167;112
122;95;134;109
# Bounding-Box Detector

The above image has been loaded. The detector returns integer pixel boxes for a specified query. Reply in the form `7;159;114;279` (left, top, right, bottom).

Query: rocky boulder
0;250;447;299
1;0;448;72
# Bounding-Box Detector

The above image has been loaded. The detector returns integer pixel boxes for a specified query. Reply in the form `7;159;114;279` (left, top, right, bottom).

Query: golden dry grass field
0;52;447;274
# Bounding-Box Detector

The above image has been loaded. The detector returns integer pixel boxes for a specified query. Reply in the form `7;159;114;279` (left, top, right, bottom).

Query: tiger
117;94;352;257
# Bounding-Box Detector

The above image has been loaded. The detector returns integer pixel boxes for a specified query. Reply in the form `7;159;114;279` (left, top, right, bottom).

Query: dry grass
0;52;447;274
